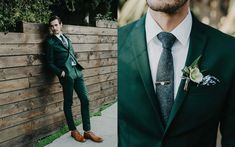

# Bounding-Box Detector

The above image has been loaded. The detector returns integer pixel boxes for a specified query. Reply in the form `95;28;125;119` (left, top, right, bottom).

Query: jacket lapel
130;16;165;132
164;16;208;134
51;35;65;49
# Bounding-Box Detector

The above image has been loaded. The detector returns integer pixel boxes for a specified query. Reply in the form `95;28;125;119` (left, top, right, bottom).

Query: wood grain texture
0;33;117;44
0;43;117;56
0;78;29;93
22;22;117;35
0;86;116;119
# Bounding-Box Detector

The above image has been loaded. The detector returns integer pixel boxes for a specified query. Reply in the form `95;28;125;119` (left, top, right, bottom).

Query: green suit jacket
46;34;84;77
118;15;235;147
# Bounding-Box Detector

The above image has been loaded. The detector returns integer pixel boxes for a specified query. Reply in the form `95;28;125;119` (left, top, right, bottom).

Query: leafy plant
96;12;115;21
0;0;116;31
0;0;53;32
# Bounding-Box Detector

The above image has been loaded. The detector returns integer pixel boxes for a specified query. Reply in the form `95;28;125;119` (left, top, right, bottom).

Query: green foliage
62;0;106;12
96;12;116;21
0;0;53;32
0;0;116;31
50;0;115;26
53;0;112;13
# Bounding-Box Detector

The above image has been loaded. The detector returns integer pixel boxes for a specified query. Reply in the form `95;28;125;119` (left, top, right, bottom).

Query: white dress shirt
145;9;192;99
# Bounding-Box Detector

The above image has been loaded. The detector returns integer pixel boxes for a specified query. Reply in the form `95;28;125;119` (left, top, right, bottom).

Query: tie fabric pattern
156;32;176;127
60;34;68;48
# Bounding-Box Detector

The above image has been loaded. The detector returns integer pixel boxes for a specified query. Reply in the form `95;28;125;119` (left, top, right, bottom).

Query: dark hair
48;15;62;24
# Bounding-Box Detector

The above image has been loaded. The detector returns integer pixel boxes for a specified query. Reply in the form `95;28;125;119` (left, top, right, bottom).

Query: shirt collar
55;32;63;39
145;8;192;46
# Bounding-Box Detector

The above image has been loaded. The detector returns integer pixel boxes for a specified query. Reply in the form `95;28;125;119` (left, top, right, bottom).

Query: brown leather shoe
71;130;86;142
84;131;103;142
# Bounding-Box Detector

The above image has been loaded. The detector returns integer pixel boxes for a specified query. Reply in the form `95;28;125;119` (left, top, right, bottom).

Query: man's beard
147;0;188;14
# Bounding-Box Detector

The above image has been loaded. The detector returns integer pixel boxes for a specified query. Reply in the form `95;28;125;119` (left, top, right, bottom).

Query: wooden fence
0;21;117;146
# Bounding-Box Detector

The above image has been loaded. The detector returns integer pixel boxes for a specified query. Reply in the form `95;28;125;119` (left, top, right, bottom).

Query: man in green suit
46;16;103;143
118;0;235;147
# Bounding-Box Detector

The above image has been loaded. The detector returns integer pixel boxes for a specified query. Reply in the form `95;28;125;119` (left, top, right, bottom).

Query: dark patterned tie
60;34;68;48
156;32;176;126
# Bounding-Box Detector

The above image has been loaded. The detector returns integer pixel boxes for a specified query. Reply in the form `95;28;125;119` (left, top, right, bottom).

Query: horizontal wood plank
84;72;117;86
83;65;117;77
0;33;117;44
0;78;29;93
0;92;63;118
0;44;42;56
0;43;116;56
22;22;117;35
73;43;117;52
96;20;118;28
69;35;117;44
0;92;116;131
28;70;116;87
76;50;117;61
80;58;117;68
0;65;117;101
64;25;117;35
0;65;47;81
0;101;65;130
0;59;116;81
0;55;42;68
0;111;65;143
0;76;116;105
0;33;45;44
0;86;116;119
0;51;116;68
0;120;65;147
0;84;63;106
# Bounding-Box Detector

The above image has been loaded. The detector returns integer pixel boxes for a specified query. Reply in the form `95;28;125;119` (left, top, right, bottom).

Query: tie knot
157;32;176;50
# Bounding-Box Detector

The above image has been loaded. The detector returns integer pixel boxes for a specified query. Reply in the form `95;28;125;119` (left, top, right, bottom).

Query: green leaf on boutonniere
200;69;207;73
190;55;202;68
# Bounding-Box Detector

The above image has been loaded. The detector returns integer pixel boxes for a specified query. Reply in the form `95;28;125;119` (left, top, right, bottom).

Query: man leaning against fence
46;15;103;143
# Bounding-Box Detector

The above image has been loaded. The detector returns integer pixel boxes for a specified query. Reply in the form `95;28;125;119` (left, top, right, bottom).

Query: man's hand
61;71;65;77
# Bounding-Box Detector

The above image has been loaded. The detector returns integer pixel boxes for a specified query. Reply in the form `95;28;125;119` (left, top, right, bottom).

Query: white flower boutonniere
181;55;220;91
189;67;203;83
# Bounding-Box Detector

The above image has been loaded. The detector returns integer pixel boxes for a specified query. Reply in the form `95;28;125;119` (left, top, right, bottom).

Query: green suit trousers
59;67;90;131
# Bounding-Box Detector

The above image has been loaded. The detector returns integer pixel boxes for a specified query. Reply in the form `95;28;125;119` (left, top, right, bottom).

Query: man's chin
155;8;179;14
147;0;188;14
53;31;60;35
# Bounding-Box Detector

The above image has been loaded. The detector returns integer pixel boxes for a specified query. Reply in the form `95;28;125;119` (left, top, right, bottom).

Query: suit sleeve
46;40;63;77
220;78;235;147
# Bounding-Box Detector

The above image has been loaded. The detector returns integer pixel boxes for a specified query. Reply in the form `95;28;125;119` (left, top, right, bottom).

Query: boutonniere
181;55;220;91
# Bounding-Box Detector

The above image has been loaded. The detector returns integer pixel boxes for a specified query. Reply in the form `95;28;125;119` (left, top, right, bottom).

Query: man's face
146;0;188;14
50;19;62;35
